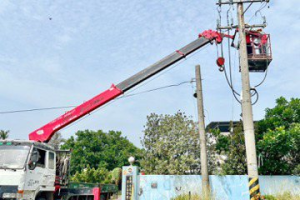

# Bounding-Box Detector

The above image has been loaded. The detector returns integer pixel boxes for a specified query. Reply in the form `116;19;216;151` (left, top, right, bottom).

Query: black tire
36;191;54;200
100;194;108;200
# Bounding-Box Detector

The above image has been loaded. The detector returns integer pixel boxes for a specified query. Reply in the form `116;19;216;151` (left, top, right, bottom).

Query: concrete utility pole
195;65;210;197
237;1;258;179
216;0;271;199
237;3;260;199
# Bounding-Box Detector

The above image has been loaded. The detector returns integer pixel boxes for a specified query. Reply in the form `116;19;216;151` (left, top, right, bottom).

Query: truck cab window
36;149;46;168
48;152;55;169
0;145;30;169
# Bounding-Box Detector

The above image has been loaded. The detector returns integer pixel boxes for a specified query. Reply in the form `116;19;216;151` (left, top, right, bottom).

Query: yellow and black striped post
249;177;261;200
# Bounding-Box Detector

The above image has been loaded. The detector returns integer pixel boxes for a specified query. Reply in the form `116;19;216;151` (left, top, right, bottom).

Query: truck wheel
100;194;107;200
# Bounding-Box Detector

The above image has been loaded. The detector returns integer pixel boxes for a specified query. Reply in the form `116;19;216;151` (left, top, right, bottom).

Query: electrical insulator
263;16;267;25
217;19;221;29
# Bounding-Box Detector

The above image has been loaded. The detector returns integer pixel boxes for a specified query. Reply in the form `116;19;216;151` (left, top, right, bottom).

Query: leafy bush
110;167;122;185
292;164;300;175
263;195;277;200
71;165;111;184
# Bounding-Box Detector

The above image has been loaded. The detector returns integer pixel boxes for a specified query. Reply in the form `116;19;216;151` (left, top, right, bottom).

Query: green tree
61;130;142;175
213;97;300;175
211;122;247;175
257;123;300;175
0;130;9;140
256;97;300;136
256;97;300;175
140;111;215;175
48;132;65;150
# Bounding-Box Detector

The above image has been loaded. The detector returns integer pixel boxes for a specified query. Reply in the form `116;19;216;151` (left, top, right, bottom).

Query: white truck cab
0;140;56;200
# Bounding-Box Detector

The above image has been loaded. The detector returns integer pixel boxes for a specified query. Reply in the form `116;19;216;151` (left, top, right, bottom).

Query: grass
171;192;300;200
172;193;215;200
263;192;300;200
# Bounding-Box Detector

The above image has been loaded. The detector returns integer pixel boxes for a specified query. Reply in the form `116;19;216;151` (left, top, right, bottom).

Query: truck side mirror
28;151;39;170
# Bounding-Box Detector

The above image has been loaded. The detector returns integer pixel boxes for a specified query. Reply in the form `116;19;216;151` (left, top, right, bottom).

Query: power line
0;80;194;115
0;106;76;114
120;80;195;99
247;2;268;24
254;68;268;88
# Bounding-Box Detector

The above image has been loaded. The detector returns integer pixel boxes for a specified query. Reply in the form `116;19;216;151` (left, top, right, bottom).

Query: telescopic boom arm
29;30;224;142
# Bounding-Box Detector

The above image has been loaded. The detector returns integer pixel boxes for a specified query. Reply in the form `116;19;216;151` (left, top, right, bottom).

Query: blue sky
0;0;299;147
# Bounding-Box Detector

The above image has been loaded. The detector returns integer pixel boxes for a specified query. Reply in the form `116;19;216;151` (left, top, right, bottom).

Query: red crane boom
29;30;224;142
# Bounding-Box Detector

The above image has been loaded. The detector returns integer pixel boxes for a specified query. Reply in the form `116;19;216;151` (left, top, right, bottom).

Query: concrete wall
138;175;300;200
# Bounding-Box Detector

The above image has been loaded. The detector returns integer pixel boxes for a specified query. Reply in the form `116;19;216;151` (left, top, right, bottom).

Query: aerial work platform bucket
246;31;272;72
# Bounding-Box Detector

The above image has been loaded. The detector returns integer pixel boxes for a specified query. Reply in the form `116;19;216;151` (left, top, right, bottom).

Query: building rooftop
206;121;240;133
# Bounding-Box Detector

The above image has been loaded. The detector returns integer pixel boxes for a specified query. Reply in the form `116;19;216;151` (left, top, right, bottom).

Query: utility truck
0;29;272;200
0;140;117;200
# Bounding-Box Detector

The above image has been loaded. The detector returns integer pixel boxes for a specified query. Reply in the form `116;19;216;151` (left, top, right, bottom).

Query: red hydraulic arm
29;85;123;142
29;30;225;142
